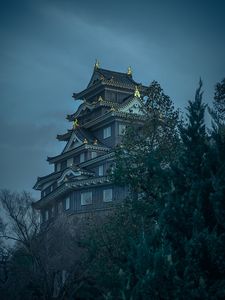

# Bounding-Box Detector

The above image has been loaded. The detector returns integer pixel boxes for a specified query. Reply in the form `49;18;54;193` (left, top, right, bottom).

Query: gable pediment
119;98;145;115
63;131;83;153
57;169;82;184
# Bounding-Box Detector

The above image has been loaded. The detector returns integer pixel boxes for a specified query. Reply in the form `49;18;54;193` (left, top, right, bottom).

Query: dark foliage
79;79;225;299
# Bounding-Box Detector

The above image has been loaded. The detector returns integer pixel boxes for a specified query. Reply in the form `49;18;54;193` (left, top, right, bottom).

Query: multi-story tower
33;63;146;223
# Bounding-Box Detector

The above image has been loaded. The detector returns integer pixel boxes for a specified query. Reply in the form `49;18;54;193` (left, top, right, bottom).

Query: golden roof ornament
94;59;100;69
127;66;132;76
98;96;104;102
110;106;116;111
93;139;98;145
83;138;88;144
134;86;141;98
73;118;79;129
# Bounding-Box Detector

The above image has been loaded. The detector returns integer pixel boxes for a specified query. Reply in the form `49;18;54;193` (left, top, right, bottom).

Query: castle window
103;188;112;202
98;165;104;176
61;160;67;170
91;151;97;159
80;153;85;163
65;197;70;210
67;157;73;167
119;124;126;135
103;126;111;139
81;191;92;205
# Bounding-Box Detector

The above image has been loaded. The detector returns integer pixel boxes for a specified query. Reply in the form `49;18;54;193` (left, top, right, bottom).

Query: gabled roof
73;67;143;100
47;143;110;164
118;96;145;115
57;126;108;153
73;127;96;143
57;127;99;144
33;164;94;190
87;68;139;88
33;176;111;209
58;127;96;145
34;171;61;190
57;165;94;184
67;97;120;121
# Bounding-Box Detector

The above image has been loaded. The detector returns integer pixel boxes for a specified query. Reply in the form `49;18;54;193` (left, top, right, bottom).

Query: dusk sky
1;0;225;198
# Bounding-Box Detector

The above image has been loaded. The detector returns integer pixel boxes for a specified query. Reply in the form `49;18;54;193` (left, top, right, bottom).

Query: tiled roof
57;127;107;148
33;176;111;209
47;143;110;164
57;130;73;141
75;127;95;143
33;164;94;190
91;68;139;87
73;68;143;100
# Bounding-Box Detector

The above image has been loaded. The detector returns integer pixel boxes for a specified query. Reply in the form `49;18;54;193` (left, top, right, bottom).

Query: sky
0;0;225;198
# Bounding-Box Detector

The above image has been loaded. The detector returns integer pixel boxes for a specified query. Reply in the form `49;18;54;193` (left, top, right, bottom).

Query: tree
0;190;40;299
0;189;86;300
154;79;225;299
81;79;225;299
78;81;180;299
114;81;180;213
213;78;225;121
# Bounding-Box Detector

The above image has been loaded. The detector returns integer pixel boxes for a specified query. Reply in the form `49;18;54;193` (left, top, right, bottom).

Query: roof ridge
97;68;129;76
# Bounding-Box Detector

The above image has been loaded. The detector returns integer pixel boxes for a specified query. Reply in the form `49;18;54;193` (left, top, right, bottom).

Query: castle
33;63;146;223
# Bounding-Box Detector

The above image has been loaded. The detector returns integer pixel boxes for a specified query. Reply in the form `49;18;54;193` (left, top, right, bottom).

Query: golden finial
98;96;103;102
94;59;100;69
134;86;141;98
127;66;132;76
93;139;98;145
83;138;88;144
73;118;79;129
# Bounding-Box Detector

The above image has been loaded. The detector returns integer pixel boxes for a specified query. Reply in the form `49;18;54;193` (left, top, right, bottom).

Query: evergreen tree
213;78;225;121
159;80;225;299
113;81;180;209
80;82;180;299
80;80;225;300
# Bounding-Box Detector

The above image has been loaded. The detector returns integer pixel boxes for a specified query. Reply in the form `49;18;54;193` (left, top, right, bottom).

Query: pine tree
159;80;225;299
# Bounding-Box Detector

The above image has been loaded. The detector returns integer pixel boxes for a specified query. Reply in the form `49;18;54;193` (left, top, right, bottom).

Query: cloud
0;0;224;194
0;119;64;194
